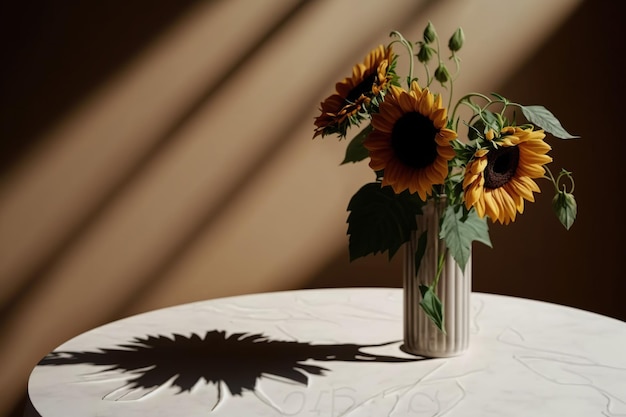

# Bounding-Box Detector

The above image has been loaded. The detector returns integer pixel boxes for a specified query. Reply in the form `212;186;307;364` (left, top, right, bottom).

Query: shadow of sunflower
39;330;420;411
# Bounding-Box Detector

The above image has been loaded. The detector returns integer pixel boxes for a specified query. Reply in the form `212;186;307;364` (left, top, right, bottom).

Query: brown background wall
2;1;623;416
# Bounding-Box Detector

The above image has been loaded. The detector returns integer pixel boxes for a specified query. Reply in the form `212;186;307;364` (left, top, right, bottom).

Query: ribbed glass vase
403;197;471;358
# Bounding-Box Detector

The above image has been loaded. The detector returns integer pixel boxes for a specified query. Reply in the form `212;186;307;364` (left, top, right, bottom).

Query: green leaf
552;191;577;230
440;205;492;270
471;109;502;139
341;124;373;164
347;183;424;261
521;105;579;139
419;284;445;332
467;119;486;141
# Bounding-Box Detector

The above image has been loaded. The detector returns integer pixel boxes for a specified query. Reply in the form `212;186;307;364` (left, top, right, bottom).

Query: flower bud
417;44;434;63
423;21;437;44
448;27;465;52
434;64;450;84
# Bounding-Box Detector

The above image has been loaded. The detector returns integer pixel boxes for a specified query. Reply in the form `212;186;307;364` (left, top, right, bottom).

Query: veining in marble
26;288;626;417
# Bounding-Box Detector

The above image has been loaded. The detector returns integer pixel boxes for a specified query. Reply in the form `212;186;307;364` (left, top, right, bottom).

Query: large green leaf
347;183;423;261
440;205;492;270
341;124;372;164
521;105;579;139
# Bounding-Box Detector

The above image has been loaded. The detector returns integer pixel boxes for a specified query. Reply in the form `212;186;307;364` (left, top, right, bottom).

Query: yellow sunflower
363;81;457;200
463;126;553;224
313;45;395;138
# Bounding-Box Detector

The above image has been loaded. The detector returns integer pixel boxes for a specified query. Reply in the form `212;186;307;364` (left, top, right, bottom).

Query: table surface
26;288;626;417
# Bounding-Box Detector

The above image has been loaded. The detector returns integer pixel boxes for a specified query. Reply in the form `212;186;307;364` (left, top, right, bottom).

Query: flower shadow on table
39;330;421;408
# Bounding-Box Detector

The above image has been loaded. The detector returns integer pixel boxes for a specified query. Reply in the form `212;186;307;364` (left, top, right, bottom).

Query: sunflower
463;126;553;224
363;81;457;200
313;45;396;138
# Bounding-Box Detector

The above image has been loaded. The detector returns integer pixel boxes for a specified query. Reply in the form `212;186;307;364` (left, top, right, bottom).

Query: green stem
432;248;447;290
389;31;414;88
543;166;575;194
545;167;576;194
544;165;558;193
564;174;575;194
449;92;493;125
448;74;454;114
556;169;575;194
407;48;414;87
432;195;447;289
429;35;443;88
447;54;461;111
451;54;461;81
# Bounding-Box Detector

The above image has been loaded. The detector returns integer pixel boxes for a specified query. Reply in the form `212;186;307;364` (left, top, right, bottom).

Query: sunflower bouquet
313;23;578;330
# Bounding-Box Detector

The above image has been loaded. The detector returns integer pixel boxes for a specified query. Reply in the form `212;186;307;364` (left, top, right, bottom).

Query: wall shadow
0;0;209;173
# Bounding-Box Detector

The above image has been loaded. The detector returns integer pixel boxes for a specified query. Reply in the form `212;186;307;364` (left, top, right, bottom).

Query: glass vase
402;197;471;357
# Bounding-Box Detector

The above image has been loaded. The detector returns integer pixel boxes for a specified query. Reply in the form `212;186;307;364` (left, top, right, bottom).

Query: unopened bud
423;21;437;44
417;44;434;63
448;27;465;52
434;64;450;84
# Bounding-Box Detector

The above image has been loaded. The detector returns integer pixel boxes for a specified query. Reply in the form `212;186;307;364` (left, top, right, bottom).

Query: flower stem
448;76;454;114
450;92;493;124
432;248;447;290
447;54;461;111
543;165;575;194
432;194;447;291
389;31;414;88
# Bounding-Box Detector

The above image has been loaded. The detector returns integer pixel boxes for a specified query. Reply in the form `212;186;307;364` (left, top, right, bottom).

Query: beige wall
4;0;622;415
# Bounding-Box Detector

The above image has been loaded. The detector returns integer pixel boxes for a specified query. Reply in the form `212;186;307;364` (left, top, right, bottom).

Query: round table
26;288;626;416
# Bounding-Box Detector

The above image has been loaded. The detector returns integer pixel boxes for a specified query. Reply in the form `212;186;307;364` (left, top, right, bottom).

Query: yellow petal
483;191;500;221
418;90;434;115
398;91;415;113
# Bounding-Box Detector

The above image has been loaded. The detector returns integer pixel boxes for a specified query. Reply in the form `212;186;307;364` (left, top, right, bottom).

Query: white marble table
26;288;626;416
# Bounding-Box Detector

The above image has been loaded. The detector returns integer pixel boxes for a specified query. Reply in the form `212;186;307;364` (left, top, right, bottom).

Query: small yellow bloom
463;126;552;224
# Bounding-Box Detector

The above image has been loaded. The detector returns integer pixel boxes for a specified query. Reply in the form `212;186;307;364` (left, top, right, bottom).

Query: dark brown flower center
390;111;438;169
346;72;377;103
484;146;520;189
